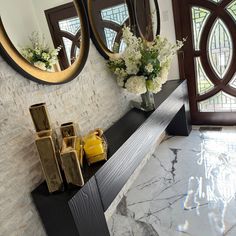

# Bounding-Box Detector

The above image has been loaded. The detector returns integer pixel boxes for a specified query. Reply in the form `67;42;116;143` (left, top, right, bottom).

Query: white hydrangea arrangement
21;32;61;71
108;27;184;95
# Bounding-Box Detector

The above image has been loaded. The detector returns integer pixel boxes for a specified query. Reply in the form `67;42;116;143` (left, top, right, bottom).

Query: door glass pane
229;74;236;88
104;28;117;51
227;0;236;21
208;19;233;79
62;37;72;65
59;17;81;36
192;7;210;50
195;58;214;95
100;3;129;52
101;3;129;26
198;91;236;112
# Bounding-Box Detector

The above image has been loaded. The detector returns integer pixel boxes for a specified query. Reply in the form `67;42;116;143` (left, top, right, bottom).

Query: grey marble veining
107;127;236;236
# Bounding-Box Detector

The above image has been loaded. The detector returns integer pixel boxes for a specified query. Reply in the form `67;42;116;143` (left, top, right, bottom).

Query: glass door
173;0;236;125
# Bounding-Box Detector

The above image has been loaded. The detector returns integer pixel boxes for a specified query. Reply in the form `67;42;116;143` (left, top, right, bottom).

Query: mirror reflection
0;0;81;72
88;0;160;58
89;0;131;53
135;0;160;41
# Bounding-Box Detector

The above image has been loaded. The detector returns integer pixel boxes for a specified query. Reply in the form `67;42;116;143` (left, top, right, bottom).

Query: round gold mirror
87;0;160;59
0;0;90;84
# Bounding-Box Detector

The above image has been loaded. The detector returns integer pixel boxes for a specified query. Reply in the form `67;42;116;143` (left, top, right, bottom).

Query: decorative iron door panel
173;0;236;125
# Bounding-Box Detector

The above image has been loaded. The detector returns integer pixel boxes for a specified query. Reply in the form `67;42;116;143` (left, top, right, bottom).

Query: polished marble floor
107;127;236;236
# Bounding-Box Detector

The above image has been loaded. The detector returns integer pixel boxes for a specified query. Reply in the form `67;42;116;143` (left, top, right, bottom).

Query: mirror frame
0;0;90;85
86;0;161;59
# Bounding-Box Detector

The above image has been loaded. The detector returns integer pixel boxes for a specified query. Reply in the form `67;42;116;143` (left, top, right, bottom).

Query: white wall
158;0;180;80
31;0;73;48
0;0;73;50
0;42;138;236
0;0;40;48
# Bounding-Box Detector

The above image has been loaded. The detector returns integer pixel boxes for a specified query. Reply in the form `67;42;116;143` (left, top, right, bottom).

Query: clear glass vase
140;91;155;111
131;91;155;111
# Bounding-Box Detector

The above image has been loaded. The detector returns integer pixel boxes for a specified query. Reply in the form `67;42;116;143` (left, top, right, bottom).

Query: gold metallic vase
35;131;64;193
60;122;76;138
30;103;63;193
60;136;84;187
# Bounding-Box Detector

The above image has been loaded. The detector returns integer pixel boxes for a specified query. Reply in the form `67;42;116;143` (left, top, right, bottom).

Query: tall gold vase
30;103;64;193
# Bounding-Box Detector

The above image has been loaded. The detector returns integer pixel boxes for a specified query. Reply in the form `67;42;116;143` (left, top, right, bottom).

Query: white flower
147;78;163;94
125;76;147;95
49;58;57;65
160;67;169;84
114;68;128;78
125;62;140;75
35;49;41;55
34;61;47;71
122;48;141;75
107;27;184;93
20;32;61;70
122;27;134;44
28;52;33;58
122;27;142;48
145;63;154;73
117;77;125;87
121;27;142;75
42;52;50;61
51;48;59;57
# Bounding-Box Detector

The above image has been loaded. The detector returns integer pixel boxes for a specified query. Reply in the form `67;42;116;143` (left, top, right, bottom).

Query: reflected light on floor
184;131;236;235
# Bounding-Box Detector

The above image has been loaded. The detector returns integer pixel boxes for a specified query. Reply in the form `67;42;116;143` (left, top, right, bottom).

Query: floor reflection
107;127;236;236
184;130;236;236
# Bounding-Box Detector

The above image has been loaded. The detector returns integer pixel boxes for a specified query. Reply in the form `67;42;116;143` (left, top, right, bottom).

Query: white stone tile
108;129;236;236
0;42;134;235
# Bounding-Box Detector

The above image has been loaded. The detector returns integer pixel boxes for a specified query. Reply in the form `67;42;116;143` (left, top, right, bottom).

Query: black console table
32;79;191;236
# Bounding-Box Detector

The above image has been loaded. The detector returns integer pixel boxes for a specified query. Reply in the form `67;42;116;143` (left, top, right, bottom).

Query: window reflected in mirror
88;0;131;54
100;3;129;52
87;0;160;58
45;3;81;71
